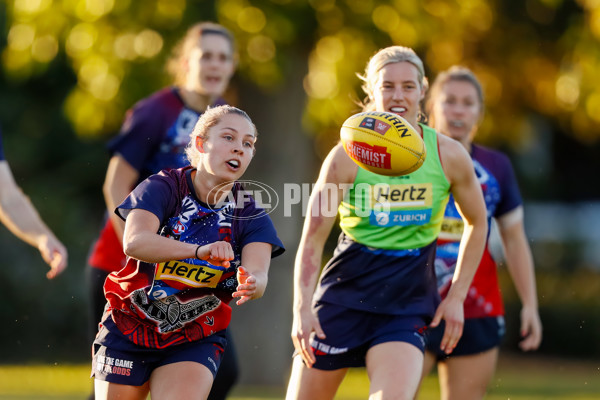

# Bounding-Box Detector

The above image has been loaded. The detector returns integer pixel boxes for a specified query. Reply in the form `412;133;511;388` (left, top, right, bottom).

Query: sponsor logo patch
155;260;224;288
359;117;391;135
310;339;349;355
345;140;391;170
371;183;432;208
96;355;133;377
370;209;432;227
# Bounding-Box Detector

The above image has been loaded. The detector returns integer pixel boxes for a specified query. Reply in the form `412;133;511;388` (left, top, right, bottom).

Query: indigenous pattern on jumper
103;167;284;348
88;88;226;273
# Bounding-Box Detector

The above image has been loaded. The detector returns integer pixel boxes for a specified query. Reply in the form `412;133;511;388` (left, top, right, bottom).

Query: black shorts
306;302;428;370
425;316;505;360
92;317;227;386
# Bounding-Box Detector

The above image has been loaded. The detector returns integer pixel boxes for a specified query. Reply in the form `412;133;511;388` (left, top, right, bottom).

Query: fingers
440;319;463;354
518;308;543;351
200;241;234;266
292;331;316;367
519;335;539;351
431;297;464;354
46;255;67;279
290;312;325;368
292;320;325;366
429;310;442;328
434;308;462;354
209;242;234;263
300;337;316;367
312;317;326;340
519;318;542;351
236;266;250;284
232;266;256;305
44;247;68;280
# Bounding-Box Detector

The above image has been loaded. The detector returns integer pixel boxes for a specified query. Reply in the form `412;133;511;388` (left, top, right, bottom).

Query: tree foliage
3;0;600;149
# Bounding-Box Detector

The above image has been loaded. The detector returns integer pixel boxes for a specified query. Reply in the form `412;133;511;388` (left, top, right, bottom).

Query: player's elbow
102;179;117;209
122;234;146;260
464;211;488;238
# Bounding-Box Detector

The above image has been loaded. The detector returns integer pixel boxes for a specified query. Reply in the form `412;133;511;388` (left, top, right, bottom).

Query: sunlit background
0;0;599;388
5;0;600;142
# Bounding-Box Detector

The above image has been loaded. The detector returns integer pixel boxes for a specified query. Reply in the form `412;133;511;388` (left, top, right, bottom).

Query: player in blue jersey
285;47;488;400
420;66;542;400
0;127;67;278
86;22;240;400
92;105;284;400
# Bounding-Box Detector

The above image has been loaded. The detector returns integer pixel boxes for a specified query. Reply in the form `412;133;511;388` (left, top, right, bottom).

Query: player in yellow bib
285;46;489;400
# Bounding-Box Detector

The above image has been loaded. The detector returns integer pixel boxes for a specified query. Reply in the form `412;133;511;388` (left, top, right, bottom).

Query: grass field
0;354;598;399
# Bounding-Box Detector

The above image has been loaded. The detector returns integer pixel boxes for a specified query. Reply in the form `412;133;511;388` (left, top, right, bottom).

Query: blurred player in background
420;66;542;400
0;126;68;279
86;21;240;400
285;46;488;400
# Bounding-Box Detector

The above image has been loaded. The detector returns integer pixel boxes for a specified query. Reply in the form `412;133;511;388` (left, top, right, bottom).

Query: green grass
0;355;598;399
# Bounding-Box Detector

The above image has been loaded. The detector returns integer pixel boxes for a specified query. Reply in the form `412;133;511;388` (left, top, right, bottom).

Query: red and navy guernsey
102;167;284;349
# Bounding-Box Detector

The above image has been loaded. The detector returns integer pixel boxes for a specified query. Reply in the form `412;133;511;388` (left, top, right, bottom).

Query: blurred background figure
0;126;68;279
420;66;543;400
85;21;240;400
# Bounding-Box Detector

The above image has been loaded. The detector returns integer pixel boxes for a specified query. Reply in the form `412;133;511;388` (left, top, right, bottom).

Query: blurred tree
3;0;599;146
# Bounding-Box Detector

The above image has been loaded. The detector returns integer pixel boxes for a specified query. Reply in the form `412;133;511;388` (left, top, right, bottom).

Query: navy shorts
425;316;505;360
92;318;227;386
306;302;428;370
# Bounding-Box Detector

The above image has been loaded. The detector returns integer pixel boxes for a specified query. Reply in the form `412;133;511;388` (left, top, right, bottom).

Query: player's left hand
430;294;464;354
232;266;256;305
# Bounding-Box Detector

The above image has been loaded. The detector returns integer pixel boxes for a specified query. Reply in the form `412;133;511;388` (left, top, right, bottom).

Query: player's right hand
291;307;326;367
39;235;68;280
430;294;464;354
196;241;234;268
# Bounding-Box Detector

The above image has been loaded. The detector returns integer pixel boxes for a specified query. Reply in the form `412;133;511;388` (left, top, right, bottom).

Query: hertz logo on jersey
371;183;432;208
370;183;433;227
155;260;224;288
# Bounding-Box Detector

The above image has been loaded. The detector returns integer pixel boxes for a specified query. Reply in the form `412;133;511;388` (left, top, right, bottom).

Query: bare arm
292;144;358;367
497;207;542;351
123;208;233;267
0;161;68;279
103;154;139;243
431;135;488;353
124;208;273;306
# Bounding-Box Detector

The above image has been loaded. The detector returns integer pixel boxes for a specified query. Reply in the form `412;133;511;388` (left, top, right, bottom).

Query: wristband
195;245;201;260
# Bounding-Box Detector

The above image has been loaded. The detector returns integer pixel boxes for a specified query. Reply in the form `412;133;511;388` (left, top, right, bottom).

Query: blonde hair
425;65;484;127
167;22;236;87
358;46;428;112
186;105;257;166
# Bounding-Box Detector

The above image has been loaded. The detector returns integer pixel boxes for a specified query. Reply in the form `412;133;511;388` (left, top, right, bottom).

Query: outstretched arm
123;208;233;266
497;207;542;351
0;161;68;279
